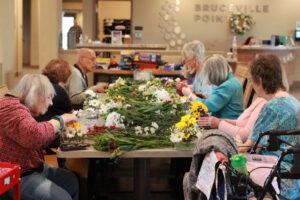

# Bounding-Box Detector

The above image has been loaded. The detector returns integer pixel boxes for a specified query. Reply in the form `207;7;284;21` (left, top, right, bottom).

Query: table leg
134;158;150;200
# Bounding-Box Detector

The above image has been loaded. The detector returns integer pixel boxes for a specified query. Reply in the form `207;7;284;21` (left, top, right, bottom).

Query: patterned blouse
249;96;300;199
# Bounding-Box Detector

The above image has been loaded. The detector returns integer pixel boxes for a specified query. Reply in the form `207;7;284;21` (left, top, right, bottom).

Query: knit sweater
0;96;55;174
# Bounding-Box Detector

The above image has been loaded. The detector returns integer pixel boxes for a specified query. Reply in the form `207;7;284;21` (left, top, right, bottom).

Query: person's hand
209;116;221;128
182;86;192;97
194;92;209;99
61;113;77;124
91;85;105;93
198;116;211;127
176;80;187;95
198;116;220;128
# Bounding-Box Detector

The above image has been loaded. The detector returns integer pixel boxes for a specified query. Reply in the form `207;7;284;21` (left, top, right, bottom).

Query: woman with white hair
183;54;244;119
0;74;79;200
177;40;216;97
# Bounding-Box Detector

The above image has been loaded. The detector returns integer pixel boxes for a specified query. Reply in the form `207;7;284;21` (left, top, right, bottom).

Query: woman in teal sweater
183;54;244;119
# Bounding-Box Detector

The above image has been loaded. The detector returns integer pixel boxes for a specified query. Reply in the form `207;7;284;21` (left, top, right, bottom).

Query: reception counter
236;45;299;85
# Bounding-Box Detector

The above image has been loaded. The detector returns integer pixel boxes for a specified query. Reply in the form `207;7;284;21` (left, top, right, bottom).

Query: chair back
234;62;249;91
0;85;9;98
243;83;255;108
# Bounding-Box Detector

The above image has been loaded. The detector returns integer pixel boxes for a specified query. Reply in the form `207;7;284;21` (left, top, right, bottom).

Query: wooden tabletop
57;145;192;158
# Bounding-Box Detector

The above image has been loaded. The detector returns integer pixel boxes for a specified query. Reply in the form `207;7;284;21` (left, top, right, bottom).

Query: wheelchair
183;129;300;200
226;129;300;200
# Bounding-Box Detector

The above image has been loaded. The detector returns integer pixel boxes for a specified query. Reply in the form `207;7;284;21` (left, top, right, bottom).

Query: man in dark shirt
68;20;82;48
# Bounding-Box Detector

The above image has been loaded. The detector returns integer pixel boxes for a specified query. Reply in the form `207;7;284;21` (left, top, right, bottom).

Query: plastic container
230;154;248;175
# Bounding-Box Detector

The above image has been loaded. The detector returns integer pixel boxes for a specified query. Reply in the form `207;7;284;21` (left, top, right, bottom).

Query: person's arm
237;104;277;153
220;98;266;141
219;120;249;142
195;83;234;113
1;106;56;149
67;73;87;105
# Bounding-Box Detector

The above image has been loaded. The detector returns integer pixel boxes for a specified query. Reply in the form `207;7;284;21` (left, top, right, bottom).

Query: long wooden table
57;146;193;200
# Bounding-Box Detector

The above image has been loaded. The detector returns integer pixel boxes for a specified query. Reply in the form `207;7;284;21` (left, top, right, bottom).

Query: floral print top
249;95;300;200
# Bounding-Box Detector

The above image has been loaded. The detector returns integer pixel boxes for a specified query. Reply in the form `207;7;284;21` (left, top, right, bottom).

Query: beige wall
98;1;131;40
38;0;59;70
63;2;82;10
30;0;39;67
131;0;300;81
132;0;300;51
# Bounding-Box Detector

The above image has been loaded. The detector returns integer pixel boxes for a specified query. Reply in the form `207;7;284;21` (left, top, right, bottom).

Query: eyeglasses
83;56;96;62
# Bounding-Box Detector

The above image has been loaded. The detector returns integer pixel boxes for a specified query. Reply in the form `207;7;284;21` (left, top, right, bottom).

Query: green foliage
93;129;173;158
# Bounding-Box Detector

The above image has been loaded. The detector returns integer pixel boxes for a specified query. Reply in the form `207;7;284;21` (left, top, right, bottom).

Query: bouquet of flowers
60;122;89;151
170;101;208;147
98;77;186;135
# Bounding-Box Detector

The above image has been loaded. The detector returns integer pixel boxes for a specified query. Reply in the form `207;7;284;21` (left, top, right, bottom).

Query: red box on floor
0;162;21;200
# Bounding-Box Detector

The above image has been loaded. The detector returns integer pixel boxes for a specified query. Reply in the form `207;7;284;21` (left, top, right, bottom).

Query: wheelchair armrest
250;129;300;153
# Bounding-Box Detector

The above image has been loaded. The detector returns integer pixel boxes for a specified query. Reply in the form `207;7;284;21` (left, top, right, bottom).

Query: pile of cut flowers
82;77;208;157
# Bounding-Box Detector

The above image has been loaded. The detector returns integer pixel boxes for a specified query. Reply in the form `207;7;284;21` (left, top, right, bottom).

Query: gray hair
182;40;205;62
13;74;55;109
202;54;232;86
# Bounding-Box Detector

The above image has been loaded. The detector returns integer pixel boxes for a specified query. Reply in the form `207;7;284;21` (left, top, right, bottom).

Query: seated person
242;36;256;46
183;55;244;119
198;97;266;142
36;59;73;122
36;59;73;156
66;48;105;107
0;74;78;200
176;40;216;96
236;54;300;200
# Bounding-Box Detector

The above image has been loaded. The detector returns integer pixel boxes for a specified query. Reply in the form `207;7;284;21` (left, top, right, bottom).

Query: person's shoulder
219;73;242;90
53;84;67;94
70;65;82;76
0;96;29;116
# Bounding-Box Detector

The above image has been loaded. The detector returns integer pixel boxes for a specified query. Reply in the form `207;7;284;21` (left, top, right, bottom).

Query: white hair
202;54;232;86
13;74;55;109
182;40;205;62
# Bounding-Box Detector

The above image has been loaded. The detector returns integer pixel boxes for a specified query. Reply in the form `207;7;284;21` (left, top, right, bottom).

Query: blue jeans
10;163;79;200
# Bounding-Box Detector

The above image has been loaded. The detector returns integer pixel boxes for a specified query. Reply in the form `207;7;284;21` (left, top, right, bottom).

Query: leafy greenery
93;129;173;158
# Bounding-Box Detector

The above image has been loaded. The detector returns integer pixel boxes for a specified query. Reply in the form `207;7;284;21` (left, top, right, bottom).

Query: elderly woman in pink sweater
198;97;266;141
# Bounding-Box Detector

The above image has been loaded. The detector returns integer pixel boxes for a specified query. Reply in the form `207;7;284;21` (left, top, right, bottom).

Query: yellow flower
182;133;191;140
176;121;187;129
181;115;191;123
73;123;83;130
187;117;197;126
189;101;208;117
191;111;200;119
117;96;125;100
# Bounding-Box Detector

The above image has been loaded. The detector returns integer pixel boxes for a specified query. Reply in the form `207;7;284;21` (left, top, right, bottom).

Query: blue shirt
192;70;216;96
249;96;300;200
195;73;244;119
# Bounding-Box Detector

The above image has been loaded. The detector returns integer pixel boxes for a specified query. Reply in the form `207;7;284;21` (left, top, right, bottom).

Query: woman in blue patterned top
183;54;244;119
236;54;300;200
176;40;216;96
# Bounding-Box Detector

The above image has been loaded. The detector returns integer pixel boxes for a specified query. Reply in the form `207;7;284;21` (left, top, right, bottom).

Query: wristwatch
52;115;65;132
